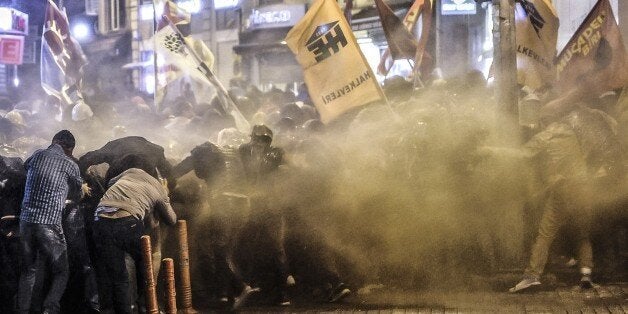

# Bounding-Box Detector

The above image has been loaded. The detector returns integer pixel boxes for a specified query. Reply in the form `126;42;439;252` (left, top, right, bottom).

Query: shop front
0;7;28;99
234;3;307;89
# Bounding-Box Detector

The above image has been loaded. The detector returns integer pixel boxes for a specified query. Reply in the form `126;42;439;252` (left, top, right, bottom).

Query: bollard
162;258;177;314
176;220;197;313
141;235;159;314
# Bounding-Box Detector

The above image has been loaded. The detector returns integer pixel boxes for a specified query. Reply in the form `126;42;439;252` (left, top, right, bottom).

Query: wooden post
162;258;177;314
492;0;518;115
141;235;159;314
177;220;196;313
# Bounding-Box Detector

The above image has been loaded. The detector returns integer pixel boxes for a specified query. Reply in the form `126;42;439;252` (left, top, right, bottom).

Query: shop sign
441;0;477;15
0;8;28;35
0;35;24;65
246;4;305;30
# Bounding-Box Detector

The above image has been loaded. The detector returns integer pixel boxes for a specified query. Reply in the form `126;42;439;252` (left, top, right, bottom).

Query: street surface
193;270;628;313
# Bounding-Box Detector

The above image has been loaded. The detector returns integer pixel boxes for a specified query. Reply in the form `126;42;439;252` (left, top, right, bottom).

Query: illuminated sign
0;8;28;35
0;35;24;65
215;0;239;9
247;4;305;30
441;0;477;15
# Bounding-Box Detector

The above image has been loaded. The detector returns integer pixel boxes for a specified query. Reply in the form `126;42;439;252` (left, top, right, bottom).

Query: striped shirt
20;144;83;225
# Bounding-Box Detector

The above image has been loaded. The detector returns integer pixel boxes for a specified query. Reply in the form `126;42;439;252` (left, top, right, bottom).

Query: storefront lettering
250;9;291;26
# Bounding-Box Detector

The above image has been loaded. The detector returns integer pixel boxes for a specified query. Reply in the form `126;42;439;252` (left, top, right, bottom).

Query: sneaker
277;292;291;306
328;283;351;303
509;275;541;293
232;285;260;310
580;275;593;289
286;275;296;286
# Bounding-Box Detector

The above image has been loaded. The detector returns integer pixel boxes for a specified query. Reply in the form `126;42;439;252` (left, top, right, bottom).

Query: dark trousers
16;222;69;314
93;217;144;314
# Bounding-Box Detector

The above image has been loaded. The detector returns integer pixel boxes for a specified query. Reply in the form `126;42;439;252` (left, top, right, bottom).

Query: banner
377;0;433;77
154;0;214;104
154;0;249;132
375;0;417;60
555;0;628;94
41;0;87;105
285;0;384;124
515;0;559;90
344;0;353;25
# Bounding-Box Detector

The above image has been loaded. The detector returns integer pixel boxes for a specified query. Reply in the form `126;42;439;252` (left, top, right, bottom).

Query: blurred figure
237;125;291;306
509;104;618;292
172;136;259;310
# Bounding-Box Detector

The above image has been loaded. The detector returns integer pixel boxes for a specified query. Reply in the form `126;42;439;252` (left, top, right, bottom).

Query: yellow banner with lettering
285;0;384;124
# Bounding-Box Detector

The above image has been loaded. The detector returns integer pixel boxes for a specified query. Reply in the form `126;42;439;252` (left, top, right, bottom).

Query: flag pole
163;15;251;132
492;0;518;115
153;1;159;113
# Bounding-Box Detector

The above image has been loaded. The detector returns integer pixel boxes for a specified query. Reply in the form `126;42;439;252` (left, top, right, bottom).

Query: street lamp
72;22;92;41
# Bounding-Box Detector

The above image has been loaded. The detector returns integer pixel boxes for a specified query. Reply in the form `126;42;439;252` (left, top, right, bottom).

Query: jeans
16;222;69;314
93;216;144;314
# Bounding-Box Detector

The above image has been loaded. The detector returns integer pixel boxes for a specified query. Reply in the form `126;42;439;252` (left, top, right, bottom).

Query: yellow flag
285;0;384;124
515;0;559;90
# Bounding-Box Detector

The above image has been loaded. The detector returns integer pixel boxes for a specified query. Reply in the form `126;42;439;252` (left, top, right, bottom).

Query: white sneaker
232;285;260;310
509;276;541;293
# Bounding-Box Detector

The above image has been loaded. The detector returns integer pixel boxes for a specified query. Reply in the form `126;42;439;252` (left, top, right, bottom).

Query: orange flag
285;0;384;124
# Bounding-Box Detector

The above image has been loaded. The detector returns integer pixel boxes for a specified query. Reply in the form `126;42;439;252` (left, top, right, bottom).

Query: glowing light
178;0;202;13
72;23;91;41
13;77;19;87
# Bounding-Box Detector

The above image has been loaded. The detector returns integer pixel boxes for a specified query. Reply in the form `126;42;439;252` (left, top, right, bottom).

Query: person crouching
92;154;176;314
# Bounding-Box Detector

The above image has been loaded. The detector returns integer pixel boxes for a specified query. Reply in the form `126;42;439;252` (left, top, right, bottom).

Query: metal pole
492;0;518;115
210;0;217;63
141;235;159;314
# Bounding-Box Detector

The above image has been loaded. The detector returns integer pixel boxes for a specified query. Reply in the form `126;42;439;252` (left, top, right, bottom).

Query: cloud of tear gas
267;86;535;290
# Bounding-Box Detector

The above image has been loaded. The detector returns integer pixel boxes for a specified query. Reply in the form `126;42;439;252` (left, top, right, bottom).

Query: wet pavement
191;270;628;313
233;283;628;313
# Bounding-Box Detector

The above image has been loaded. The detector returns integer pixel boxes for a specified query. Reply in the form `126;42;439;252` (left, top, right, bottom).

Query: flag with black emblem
153;0;214;90
285;0;384;124
515;0;558;90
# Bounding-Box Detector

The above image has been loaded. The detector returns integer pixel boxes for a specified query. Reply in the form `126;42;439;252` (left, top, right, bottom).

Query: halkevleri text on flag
555;0;628;95
41;0;87;105
285;0;384;124
515;0;558;90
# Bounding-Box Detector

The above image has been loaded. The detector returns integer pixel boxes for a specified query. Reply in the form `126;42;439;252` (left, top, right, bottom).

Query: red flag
41;0;87;105
542;0;628;122
374;0;417;60
157;0;191;32
555;0;628;93
344;0;354;25
377;0;433;76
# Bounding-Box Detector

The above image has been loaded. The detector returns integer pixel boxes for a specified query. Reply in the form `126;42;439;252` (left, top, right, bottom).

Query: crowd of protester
0;71;626;313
